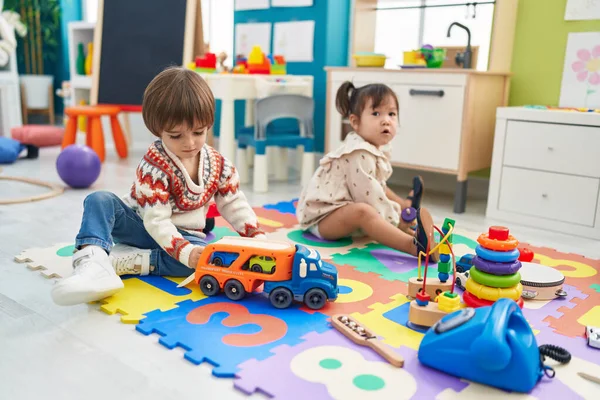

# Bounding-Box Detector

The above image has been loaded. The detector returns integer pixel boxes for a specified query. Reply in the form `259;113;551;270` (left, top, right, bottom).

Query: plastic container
352;52;387;67
420;48;447;68
403;50;426;66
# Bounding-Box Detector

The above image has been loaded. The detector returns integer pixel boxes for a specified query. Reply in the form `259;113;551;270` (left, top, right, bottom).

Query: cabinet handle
542;193;548;198
409;89;445;97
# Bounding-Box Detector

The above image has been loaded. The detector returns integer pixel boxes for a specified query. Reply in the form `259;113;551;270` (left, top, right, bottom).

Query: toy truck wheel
251;264;263;273
213;257;223;266
269;287;293;309
200;275;219;296
224;279;246;301
304;288;327;310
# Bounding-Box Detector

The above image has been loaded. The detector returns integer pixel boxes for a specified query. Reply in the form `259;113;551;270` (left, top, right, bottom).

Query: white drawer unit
487;107;600;239
503;120;600;177
498;167;599;226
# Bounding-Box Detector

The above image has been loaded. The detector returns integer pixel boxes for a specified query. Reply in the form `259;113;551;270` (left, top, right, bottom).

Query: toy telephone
418;298;569;393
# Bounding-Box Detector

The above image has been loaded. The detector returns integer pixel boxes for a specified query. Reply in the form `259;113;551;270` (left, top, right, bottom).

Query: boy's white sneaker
109;244;151;276
51;245;124;306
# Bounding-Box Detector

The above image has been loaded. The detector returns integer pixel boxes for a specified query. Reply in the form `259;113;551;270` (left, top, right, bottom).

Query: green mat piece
331;243;439;282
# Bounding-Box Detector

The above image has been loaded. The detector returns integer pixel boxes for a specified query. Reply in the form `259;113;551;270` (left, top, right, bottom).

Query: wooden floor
1;145;598;400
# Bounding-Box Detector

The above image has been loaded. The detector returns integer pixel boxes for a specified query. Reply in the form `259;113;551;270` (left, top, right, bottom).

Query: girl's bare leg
316;203;437;257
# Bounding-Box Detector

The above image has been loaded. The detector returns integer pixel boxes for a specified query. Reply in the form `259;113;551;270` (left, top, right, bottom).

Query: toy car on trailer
193;236;339;310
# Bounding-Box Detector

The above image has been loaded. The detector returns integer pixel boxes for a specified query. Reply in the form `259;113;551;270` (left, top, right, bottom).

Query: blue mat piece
382;301;428;333
136;294;330;377
263;199;298;215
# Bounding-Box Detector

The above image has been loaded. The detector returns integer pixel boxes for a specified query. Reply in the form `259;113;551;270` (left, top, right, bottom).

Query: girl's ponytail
335;81;355;118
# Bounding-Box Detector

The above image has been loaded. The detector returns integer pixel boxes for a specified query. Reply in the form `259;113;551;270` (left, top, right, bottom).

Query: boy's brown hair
142;66;215;137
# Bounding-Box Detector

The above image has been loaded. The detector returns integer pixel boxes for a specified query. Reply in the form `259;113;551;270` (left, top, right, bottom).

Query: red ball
518;247;534;262
488;226;509;241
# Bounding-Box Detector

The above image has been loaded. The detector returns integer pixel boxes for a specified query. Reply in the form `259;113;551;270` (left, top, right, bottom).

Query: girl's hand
188;246;205;269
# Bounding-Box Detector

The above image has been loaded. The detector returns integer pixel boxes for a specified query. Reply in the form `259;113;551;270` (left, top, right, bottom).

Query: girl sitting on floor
296;81;438;261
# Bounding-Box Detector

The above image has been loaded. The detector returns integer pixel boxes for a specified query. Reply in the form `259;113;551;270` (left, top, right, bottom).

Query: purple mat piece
528;325;593;400
370;248;420;272
536;326;597;366
396;347;469;398
530;375;584;400
522;284;596;365
522;284;587;325
205;231;215;242
301;231;333;244
234;330;467;399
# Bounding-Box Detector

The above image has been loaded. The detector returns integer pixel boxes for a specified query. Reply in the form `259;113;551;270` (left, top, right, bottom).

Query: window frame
374;0;495;71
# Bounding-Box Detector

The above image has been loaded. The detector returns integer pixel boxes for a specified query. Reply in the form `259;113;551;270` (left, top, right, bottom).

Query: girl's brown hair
335;81;399;119
142;66;215;137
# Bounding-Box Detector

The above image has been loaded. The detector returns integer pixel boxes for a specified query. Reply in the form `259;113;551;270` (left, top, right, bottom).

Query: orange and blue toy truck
193;236;338;310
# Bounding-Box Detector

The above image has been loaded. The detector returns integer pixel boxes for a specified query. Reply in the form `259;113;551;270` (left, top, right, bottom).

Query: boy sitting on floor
52;67;265;306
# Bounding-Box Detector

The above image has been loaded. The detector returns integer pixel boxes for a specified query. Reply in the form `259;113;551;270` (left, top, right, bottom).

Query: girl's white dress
296;131;401;232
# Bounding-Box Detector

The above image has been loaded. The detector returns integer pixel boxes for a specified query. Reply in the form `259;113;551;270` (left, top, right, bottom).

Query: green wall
509;0;600;106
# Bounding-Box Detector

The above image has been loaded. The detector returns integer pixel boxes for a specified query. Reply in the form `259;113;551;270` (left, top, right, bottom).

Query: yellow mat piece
98;276;206;324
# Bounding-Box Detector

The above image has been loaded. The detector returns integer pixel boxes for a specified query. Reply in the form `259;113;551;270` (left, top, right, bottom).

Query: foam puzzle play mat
14;199;600;399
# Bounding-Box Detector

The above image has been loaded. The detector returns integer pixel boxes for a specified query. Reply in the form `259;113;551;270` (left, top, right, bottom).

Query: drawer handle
542;193;548;198
547;146;554;151
409;89;445;97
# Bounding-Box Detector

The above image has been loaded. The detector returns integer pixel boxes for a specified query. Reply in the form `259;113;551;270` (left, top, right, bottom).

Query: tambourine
519;262;567;300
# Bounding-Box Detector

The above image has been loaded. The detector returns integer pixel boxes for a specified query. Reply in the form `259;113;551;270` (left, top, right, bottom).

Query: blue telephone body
418;298;543;393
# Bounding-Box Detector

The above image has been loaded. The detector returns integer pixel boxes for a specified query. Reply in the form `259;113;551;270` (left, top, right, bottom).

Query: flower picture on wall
559;32;600;109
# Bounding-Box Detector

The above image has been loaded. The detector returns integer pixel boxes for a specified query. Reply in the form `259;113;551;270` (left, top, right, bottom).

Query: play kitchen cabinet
487;108;600;239
325;67;511;213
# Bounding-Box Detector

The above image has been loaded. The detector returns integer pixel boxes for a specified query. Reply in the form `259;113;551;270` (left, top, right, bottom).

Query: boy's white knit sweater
124;140;264;268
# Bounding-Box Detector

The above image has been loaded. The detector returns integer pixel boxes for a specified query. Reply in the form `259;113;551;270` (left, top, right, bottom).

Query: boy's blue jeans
75;191;206;277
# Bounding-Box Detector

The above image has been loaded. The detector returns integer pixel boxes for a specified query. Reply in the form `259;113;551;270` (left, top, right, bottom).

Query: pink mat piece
11;125;64;147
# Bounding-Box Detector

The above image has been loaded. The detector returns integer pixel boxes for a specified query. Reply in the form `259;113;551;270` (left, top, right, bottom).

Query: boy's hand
188;246;204;269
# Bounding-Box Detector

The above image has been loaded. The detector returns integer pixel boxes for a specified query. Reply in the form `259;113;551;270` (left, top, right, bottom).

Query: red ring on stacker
463;290;524;309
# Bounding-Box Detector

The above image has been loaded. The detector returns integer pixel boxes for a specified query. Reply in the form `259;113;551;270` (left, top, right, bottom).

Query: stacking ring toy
463;290;524;309
469;267;521;288
465;278;523;301
477;232;519;251
473;256;522;275
475;245;520;263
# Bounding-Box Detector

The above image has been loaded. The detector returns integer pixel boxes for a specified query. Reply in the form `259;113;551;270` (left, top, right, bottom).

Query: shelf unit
68;21;95;108
67;20;142;148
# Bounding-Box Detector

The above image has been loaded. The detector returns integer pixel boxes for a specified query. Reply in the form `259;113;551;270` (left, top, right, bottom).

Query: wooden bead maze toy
407;218;454;300
408;218;464;328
